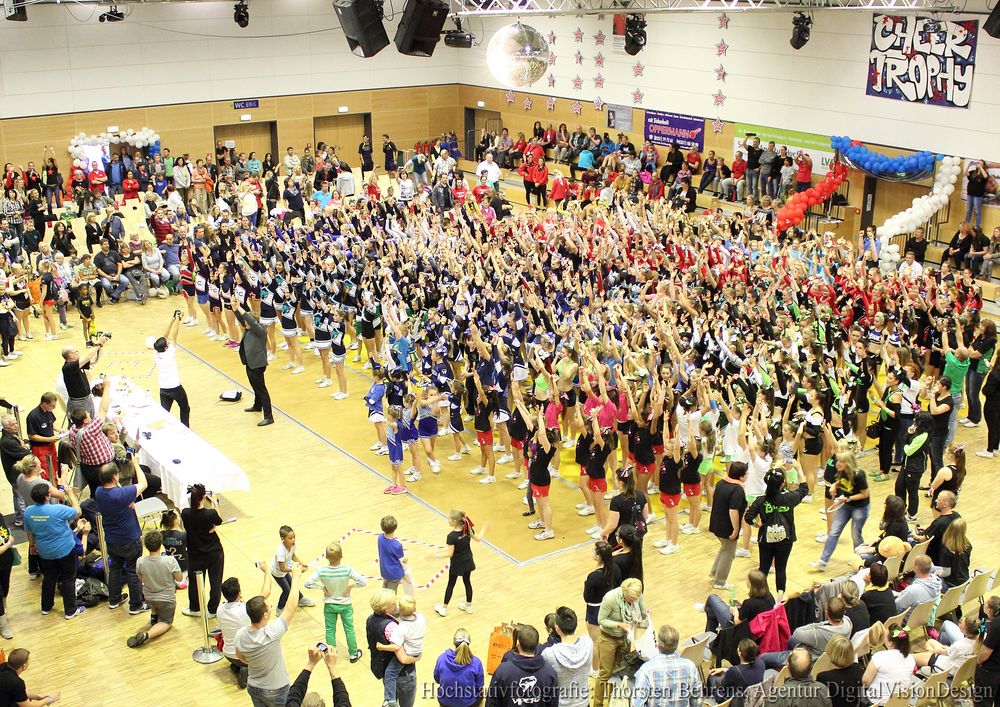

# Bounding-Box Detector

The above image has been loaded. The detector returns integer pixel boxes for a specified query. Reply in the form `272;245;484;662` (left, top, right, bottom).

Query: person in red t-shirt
472;175;492;204
795;151;813;192
122;171;140;201
647;174;665;201
88;162;108;196
721;151;747;202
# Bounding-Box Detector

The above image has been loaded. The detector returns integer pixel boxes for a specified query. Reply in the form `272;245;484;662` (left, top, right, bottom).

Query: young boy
129;530;183;648
377;515;406;591
304;541;366;663
376;594;425;707
77;283;95;346
269;525;315;611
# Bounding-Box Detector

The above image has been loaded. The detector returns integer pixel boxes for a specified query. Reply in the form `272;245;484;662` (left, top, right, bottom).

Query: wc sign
867;15;978;108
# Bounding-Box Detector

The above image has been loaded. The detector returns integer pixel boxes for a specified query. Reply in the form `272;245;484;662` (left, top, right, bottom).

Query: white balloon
152;134;160;143
943;184;955;195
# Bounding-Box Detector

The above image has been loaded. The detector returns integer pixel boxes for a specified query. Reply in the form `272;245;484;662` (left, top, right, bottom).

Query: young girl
927;445;966;517
527;406;559;541
160;509;188;583
445;379;471;461
178;251;198;327
77;283;95;347
399;393;424;484
365;367;388;455
656;426;683;556
278;296;304;375
468;368;497;484
433;510;485;616
269;525;314;611
414;385;443;474
384;406;407;495
312;302;334;389
328;307;349;399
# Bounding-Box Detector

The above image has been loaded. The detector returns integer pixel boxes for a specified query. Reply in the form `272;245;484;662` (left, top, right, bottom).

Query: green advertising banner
734;122;835;176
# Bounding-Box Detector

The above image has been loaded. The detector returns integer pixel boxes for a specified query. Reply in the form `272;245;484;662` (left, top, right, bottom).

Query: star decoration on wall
574;50;583;65
713;90;726;106
547;30;557;44
632;88;644;104
548;52;556;66
594;30;606;45
546;96;557;110
593;74;605;88
718;12;730;29
523;97;534;110
594;52;605;67
504;90;516;104
572;75;583;90
712;117;725;133
715;64;727;81
547;73;556;87
632;61;645;77
593;96;605;110
571;101;583;115
716;39;729;56
574;27;584;42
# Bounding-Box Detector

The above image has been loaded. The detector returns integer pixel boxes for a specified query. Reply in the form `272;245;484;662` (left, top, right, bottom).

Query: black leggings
895;469;922;517
188;552;225;614
986;398;1000;452
443;571;473;605
0;550;12;616
878;428;896;474
533;184;547;207
758;542;793;593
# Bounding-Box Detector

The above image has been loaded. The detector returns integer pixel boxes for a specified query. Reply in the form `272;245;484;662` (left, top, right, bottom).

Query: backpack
76;577;109;607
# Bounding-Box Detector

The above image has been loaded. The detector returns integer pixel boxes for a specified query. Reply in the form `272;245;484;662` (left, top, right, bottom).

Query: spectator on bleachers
706;638;765;702
766;648;832;707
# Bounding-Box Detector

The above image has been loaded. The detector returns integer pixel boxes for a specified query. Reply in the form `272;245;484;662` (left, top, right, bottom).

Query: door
214;122;277;164
465;108;501;158
314;114;368;164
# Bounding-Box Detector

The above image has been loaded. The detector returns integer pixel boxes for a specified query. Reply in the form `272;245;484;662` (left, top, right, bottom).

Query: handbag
9;547;20;566
866;421;882;440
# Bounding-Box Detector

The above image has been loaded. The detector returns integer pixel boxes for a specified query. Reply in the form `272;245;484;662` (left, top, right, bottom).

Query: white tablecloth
107;378;250;503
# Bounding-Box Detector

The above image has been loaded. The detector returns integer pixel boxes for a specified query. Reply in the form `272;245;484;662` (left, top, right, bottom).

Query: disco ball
486;22;549;88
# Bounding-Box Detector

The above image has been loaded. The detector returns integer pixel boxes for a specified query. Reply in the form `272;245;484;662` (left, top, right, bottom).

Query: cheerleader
278;297;304;374
365;367;388;455
400;393;424;483
414;385;443;474
312;302;334;388
257;275;280;362
383;406;407;495
206;264;225;342
328;308;349;399
178;250;198;326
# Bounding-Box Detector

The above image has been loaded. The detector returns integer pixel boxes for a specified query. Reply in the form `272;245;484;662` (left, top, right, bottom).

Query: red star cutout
523;97;533;111
712;117;724;133
572;75;583;90
593;74;605;88
718;12;730;29
594;52;605;67
716;39;728;56
632;88;644;104
574;50;583;65
715;64;727;81
713;90;726;106
547;73;556;88
593;96;605;111
632;61;644;77
571;101;583;115
573;27;584;43
546;97;557;111
504;90;516;104
548;52;556;66
594;30;606;45
547;30;557;44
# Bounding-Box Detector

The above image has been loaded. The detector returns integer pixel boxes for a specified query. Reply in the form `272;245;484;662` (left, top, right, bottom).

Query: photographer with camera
232;296;274;428
61;334;111;421
95;455;149;615
286;645;352;707
153;311;191;428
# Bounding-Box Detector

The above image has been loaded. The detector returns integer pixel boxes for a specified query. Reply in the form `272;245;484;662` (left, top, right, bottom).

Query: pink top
616;390;631;423
544;400;563;430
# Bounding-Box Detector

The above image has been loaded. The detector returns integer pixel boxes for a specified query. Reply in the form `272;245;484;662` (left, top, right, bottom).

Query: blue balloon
936;154;944;161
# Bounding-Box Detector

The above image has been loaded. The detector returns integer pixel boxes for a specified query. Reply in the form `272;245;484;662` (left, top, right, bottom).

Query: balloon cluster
875;155;961;238
67;127;161;170
830;136;941;180
775;162;848;231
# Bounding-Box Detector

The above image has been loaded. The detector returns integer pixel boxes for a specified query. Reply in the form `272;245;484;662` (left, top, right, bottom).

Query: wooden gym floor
2;297;998;706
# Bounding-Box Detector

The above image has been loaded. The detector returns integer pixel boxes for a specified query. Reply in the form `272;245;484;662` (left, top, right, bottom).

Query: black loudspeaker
3;0;28;21
333;0;390;58
985;3;1000;38
393;0;449;57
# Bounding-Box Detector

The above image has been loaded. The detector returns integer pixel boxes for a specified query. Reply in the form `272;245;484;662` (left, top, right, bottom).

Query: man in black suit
233;299;273;427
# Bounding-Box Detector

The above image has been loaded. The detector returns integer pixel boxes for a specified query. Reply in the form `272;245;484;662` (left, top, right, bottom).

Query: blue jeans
44;185;63;212
946;393;962;446
704;593;734;633
247;684;289;707
273;572;302;611
939;620;964;646
820;503;870;564
384;655;407;704
107;538;144;610
394;667;416;707
966;368;985;424
746;168;760;201
99;274;129;300
965;195;983;228
11;487;24;524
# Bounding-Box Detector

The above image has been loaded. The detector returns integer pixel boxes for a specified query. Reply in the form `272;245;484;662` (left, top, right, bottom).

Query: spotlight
790;12;812;50
443;16;475;48
624;13;646;56
233;0;249;27
98;5;125;22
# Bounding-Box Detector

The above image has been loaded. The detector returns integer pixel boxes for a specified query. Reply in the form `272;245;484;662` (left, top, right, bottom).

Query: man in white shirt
218;566;272;690
283;147;300;177
152;312;190;427
898;250;924;280
432;149;456;183
236;566;302;707
476;153;502;192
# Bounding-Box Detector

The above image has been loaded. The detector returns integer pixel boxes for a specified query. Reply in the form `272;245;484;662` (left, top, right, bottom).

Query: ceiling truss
451;0;963;17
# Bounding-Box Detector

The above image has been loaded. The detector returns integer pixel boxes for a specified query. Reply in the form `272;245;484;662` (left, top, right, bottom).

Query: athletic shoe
333;391;349;400
577;505;595;516
646;511;657;522
586;525;602;536
404;466;416;476
647;483;658;495
349;341;360;351
963;421;980;428
181;608;201;617
298;597;316;607
237;665;249;689
505;471;520;480
352;355;361;363
437;429;449;437
659;544;679;556
434;604;448;617
318;379;332;388
0;360;8;368
406;472;422;483
750;536;759;544
522;497;528;505
492;443;505;452
304;342;316;350
390;485;408;495
429;460;441;473
361;360;372;370
533;530;555;541
458;602;474;614
517;480;529;490
958;417;970;425
576;502;588;510
803;494;814;503
315;376;326;384
976;450;995;458
549;467;560;478
383;485;395;494
291;366;305;375
129;604;150;615
815;533;829;543
460;445;471;455
604;491;615;500
528;519;544;529
127;631;149;648
370;442;382;451
653;538;671;548
469;466;485;475
589;670;599;679
375;447;389;456
809;560;828;571
479;475;496;485
266;352;276;362
447;453;462;461
562;438;575;449
349;650;363;664
497;453;513;465
681;526;701;535
701;502;710;511
41;610;50;616
282;362;295;370
694;602;706;612
735;548;751;558
712;582;733;591
907;514;918;523
45;333;58;341
65;606;86;620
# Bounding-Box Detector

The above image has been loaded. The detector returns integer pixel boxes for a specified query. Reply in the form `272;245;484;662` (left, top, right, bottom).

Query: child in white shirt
377;594;425;707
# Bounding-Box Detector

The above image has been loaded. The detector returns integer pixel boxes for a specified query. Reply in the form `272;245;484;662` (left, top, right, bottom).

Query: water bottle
729;584;737;607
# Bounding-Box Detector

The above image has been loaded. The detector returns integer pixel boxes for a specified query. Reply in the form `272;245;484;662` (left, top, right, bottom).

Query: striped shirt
73;416;114;466
631;653;702;707
303;564;367;605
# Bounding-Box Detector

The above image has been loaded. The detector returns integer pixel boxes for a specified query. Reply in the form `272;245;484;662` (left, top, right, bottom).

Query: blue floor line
177;343;522;566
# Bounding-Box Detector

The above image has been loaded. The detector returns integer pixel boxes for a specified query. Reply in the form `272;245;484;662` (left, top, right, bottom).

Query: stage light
98;5;124;22
624;13;646;56
790;12;812;50
443;16;475;48
234;0;249;28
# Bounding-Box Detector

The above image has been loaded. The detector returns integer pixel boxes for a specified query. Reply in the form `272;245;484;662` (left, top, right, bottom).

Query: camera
316;642;329;653
96;331;113;340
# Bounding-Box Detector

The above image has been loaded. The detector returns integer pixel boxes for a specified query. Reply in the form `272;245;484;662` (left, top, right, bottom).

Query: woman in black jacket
980;353;1000;458
744;467;808;602
583;540;622;673
181;483;224;616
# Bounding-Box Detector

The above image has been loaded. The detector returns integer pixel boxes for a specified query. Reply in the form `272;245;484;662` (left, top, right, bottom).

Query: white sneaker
479;475;496;485
700;502;710;511
460;445;471;455
492;443;505;452
604;491;615;500
803;494;814;503
304;342;316;350
681;526;701;535
815;533;829;543
958;417;970;425
517;480;529;490
318;379;332;388
375;447;389;456
576;502;588;510
534;530;555;541
458;602;474;614
349;341;359;351
0;359;8;367
750;536;759;544
585;525;602;536
202;327;214;335
562;438;575;449
497;453;513;465
267;352;277;362
291;365;305;375
528;518;545;530
404;467;416;476
278;341;289;350
809;560;828;571
332;392;348;400
282;362;295;370
735;548;751;558
447;453;462;461
578;505;595;516
405;472;422;482
646;511;657;522
434;604;448;617
469;466;485;475
976;450;995;458
185;319;198;327
45;333;58;341
315;375;326;383
647;483;658;495
505;471;520;480
963;421;980;428
437;429;449;437
429;460;441;473
653;538;671;548
522;496;528;505
352;354;361;363
361;360;372;370
370;442;382;451
549;466;560;478
659;543;679;555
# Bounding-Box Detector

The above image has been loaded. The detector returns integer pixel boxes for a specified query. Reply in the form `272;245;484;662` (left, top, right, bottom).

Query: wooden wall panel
313;115;366;158
214;122;276;163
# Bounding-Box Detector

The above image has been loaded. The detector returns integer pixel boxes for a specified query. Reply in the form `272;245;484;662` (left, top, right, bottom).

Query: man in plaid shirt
69;383;114;498
631;624;702;707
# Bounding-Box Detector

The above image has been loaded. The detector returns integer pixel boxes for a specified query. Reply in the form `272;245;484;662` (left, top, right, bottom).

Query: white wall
0;0;461;117
460;9;1000;158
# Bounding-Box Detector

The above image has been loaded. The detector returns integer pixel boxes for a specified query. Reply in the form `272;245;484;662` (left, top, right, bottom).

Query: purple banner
644;110;704;152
